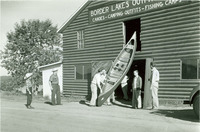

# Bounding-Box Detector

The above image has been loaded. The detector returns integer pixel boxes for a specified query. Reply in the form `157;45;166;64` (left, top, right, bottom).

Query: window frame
77;30;84;49
74;63;91;80
75;65;84;80
180;58;200;80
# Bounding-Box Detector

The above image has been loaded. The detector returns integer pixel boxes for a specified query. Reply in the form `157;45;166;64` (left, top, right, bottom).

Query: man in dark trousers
24;73;34;109
132;70;142;109
49;69;61;105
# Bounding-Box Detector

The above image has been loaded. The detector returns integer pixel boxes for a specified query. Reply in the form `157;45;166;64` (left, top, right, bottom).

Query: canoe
97;32;137;106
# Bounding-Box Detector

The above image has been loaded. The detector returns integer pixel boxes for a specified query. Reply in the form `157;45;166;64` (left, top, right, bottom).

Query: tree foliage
0;76;15;91
1;19;62;88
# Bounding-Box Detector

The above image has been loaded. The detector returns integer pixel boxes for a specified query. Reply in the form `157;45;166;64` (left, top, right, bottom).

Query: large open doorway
115;59;146;105
127;60;146;106
115;58;153;108
114;18;152;108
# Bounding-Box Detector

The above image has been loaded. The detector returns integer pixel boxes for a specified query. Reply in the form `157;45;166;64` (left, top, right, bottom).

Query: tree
0;76;15;91
1;19;62;88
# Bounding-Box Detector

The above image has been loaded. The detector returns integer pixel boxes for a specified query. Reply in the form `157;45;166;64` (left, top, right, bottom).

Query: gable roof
38;61;62;71
57;0;91;33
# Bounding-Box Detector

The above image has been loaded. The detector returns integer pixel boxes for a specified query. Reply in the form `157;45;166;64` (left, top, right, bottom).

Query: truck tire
193;94;200;119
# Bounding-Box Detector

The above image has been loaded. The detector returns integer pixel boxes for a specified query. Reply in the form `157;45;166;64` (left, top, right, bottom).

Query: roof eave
38;61;62;71
57;0;91;33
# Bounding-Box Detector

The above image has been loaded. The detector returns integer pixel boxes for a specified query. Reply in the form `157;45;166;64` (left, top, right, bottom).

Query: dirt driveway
1;95;199;132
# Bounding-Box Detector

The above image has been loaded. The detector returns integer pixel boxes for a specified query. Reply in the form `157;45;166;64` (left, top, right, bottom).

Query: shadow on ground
112;98;132;108
116;97;132;105
44;101;53;105
150;109;199;122
79;99;132;108
79;100;90;106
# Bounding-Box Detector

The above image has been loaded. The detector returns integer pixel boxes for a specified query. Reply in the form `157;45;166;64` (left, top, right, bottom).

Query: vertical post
143;58;153;109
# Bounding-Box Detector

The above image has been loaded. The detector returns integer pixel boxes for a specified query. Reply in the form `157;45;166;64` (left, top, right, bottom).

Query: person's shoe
123;98;127;100
107;103;112;106
146;107;152;110
123;97;128;101
103;103;107;105
51;102;56;106
89;105;95;107
112;100;116;103
26;105;31;109
29;106;34;109
151;107;158;110
25;104;29;108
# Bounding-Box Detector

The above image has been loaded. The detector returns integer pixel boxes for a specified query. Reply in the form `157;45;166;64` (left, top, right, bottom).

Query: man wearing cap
49;69;61;105
24;73;34;109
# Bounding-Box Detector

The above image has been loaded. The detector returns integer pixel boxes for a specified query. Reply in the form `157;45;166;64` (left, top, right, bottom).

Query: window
181;59;200;79
77;30;84;49
75;64;91;80
84;64;91;80
76;65;83;79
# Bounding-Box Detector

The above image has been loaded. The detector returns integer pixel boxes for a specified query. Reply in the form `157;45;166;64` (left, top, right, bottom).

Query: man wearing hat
49;69;61;105
24;73;34;109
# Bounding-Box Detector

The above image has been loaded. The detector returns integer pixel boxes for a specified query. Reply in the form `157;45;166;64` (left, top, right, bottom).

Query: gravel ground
1;92;199;132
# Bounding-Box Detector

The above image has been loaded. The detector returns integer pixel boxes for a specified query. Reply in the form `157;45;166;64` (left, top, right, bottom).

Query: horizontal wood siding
62;1;200;99
62;1;124;97
140;2;200;100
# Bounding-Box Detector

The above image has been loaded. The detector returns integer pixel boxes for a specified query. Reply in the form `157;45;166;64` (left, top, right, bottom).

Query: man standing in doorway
49;69;61;105
150;62;160;109
121;75;129;100
132;70;142;109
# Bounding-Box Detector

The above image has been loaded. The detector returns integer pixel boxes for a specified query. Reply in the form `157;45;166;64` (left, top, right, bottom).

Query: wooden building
58;0;200;103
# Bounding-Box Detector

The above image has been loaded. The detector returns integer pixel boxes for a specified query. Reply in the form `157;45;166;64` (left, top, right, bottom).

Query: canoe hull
97;32;137;106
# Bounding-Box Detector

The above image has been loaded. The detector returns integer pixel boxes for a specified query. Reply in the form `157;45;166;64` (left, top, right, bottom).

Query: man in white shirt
150;62;160;109
89;67;106;106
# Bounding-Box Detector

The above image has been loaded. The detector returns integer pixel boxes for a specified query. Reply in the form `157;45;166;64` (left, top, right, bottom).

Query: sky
0;0;88;76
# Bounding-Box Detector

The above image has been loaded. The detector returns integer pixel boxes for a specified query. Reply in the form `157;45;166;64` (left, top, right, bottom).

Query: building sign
89;0;183;23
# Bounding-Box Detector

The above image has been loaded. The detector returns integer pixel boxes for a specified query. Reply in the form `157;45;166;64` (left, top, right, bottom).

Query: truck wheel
193;94;200;119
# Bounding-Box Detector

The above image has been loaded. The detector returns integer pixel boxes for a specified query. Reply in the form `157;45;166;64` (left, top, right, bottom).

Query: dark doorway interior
115;60;146;107
127;60;146;104
124;18;141;51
